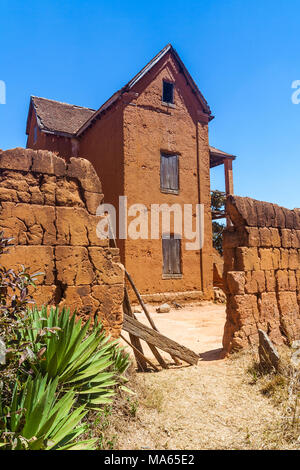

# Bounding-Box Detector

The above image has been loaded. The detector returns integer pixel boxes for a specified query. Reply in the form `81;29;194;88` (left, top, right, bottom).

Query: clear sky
0;0;299;209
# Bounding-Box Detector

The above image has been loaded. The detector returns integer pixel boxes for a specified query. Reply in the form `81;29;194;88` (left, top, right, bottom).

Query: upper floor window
160;153;179;194
162;80;174;104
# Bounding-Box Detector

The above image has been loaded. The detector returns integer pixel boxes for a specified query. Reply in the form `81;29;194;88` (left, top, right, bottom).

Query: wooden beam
224;158;234;228
123;313;199;366
125;270;180;366
123;289;148;372
224;158;234;196
120;334;159;372
124;287;168;369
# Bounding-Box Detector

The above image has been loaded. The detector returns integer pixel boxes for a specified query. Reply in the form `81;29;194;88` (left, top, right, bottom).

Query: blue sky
0;0;299;208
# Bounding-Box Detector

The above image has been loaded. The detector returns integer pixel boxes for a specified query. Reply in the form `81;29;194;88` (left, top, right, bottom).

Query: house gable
77;44;213;136
125;50;210;125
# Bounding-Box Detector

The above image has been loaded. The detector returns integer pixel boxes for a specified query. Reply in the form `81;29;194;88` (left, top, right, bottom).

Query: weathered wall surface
123;51;213;300
0;148;124;337
25;51;214;301
223;195;300;352
26;112;75;161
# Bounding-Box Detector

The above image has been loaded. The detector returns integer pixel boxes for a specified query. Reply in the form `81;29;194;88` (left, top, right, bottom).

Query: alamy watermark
0;80;6;104
96;196;204;251
291;80;300;104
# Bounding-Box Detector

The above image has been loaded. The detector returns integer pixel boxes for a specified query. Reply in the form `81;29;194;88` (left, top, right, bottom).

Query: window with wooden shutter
162;235;182;278
162;80;174;104
160;153;179;194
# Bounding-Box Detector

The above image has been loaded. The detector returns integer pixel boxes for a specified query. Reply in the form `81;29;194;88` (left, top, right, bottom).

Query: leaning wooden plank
123;290;148;372
148;343;169;369
125;270;181;366
125;273;169;369
123;314;199;366
120;334;159;372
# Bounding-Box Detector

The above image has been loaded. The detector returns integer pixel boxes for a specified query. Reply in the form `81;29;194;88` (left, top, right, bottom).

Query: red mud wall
122;51;213;301
0;148;124;337
223;195;300;352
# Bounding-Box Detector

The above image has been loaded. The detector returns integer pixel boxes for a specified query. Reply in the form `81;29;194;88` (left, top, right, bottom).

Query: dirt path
117;302;283;450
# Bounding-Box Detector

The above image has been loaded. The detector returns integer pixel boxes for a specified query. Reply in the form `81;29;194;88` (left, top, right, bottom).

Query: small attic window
162;80;174;104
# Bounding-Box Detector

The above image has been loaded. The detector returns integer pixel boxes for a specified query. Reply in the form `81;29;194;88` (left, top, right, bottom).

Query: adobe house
25;44;236;302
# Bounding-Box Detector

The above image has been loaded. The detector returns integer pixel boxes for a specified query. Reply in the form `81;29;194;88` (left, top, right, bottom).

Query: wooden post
123;289;148;372
224;158;234;227
224;158;234;196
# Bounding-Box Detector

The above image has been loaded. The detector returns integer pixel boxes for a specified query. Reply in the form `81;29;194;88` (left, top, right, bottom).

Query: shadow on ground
199;347;225;361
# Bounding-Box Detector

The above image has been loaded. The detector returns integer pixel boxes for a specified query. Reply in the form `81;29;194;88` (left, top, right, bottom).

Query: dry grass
85;349;300;450
83;347;299;450
245;345;300;448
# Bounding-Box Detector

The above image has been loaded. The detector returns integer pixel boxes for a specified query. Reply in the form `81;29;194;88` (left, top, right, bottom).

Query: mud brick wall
223;195;300;352
0;148;124;337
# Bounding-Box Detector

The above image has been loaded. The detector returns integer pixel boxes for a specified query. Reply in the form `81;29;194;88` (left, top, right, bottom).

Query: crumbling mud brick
0;149;124;336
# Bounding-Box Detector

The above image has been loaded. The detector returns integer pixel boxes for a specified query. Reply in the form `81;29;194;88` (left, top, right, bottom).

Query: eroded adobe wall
223;195;300;352
122;51;213;300
0;148;124;337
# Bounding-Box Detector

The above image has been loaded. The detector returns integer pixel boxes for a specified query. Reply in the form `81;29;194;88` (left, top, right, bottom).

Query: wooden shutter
160;154;179;191
162;236;181;275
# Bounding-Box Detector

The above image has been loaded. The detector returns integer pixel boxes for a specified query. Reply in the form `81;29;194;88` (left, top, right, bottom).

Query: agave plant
0;374;96;450
22;306;130;407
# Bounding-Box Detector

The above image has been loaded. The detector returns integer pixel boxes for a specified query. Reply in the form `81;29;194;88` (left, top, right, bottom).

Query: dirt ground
115;302;291;450
125;301;226;360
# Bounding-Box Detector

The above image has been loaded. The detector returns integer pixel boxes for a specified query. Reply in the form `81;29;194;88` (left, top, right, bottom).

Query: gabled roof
77;44;213;136
26;96;95;137
27;44;213;139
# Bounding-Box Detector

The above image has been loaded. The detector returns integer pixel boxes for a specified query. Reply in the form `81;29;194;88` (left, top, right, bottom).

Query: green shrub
0;374;96;450
21;306;130;408
0;232;43;405
0;232;131;449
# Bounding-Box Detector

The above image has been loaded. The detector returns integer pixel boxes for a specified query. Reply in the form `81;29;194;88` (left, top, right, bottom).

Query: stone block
67;157;102;193
276;270;289;291
55;179;85;208
236;247;260;271
91;284;124;337
31;285;58;307
265;270;276;292
31;150;66;176
226;271;245;294
259;248;274;270
259;227;272;247
245;226;260;247
281;229;292;248
227;294;259;326
223;247;236;272
295;270;300;291
88;247;124;285
289;270;297;291
59;285;99;318
291;230;300;248
55;246;95;285
0;245;54;285
269;228;281;247
278;292;300;341
84;191;104;215
0;148;34;171
0;202;56;245
40;175;56;205
280;248;289;269
245;270;266;294
289;249;299;270
258;292;280;323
